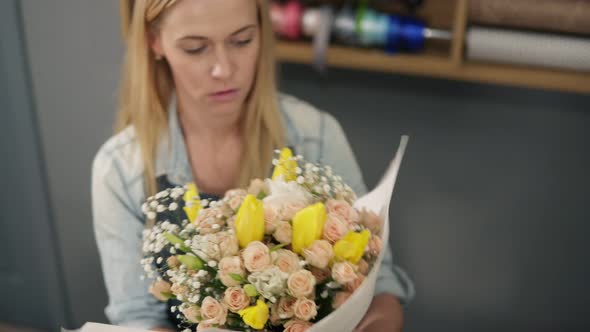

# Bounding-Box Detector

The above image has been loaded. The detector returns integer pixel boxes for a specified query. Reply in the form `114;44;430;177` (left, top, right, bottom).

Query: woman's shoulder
92;126;144;186
278;92;341;142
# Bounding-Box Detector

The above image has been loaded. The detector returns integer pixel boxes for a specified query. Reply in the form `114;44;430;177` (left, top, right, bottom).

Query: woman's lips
208;89;239;102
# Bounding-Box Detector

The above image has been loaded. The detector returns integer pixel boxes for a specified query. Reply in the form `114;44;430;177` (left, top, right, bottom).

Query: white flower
171;306;177;313
150;201;158;208
147;212;156;220
263;179;313;208
169;202;178;211
156;205;166;213
248;266;289;301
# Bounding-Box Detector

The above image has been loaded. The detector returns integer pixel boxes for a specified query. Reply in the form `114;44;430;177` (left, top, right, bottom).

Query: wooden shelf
276;41;590;94
274;0;590;95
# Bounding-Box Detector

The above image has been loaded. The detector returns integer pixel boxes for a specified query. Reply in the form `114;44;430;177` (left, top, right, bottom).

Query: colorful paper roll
467;27;590;72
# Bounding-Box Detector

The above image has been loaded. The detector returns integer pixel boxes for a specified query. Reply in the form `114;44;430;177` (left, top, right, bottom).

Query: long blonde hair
118;0;285;196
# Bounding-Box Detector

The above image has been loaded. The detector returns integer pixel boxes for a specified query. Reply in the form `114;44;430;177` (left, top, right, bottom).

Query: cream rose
345;274;365;293
284;319;313;332
272;249;301;274
287;269;316;298
277;296;297;320
196;322;213;332
326;199;359;224
200;296;227;325
322;214;350;243
170;283;188;299
331;261;358;285
332;291;352;309
368;235;383;257
264;205;280;235
293;298;317;321
223;287;251;313
148;280;171;301
181;305;201;323
273;221;293;245
309;267;331;284
242;241;271;272
360;208;383;235
357;259;370;275
218;256;246;287
248;178;269;197
280;201;307;221
303;240;334;269
217;231;240;258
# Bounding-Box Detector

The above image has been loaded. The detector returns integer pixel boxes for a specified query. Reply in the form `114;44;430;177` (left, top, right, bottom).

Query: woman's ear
148;29;165;59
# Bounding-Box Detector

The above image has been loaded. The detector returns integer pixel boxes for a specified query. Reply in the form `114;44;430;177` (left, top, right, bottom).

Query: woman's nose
210;47;233;80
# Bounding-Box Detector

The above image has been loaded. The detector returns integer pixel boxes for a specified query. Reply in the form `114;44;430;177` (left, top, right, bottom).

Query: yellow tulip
183;183;202;223
234;194;265;248
333;230;371;264
291;202;327;254
238;299;269;330
271;147;297;182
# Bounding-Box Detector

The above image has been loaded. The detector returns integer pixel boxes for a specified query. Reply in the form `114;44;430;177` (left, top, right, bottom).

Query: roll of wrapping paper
270;0;303;40
469;0;590;36
467;27;590;72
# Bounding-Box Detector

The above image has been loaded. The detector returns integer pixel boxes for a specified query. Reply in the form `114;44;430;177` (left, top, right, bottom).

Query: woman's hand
354;293;404;332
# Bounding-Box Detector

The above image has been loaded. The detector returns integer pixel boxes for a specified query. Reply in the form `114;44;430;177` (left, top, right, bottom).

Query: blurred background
1;0;589;331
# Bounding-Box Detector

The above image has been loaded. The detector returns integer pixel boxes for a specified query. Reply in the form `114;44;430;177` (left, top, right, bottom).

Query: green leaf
229;273;245;282
163;232;190;252
270;243;288;252
160;291;176;300
177;254;204;270
256;192;267;200
244;284;258;297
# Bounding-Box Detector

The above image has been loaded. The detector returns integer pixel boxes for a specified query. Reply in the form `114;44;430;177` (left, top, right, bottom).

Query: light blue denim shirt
92;93;414;329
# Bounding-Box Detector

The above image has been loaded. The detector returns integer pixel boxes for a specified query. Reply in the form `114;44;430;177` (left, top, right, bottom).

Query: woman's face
151;0;260;118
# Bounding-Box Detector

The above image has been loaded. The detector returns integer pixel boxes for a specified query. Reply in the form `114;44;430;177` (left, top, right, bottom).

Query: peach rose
218;256;246;287
360;208;383;235
248;178;269;197
284;319;313;332
181;305;201;323
200;296;227;325
242;241;271;272
148;280;171;301
368;235;383;257
332;261;357;285
264;205;280;235
277;296;297;320
270;302;283;326
272;249;301;274
309;266;331;284
166;256;180;269
170;283;189;299
196;322;213;331
303;240;334;269
225;188;247;199
280;201;307;221
322;214;350;243
223;287;251;313
228;195;245;211
287;269;316;298
332;291;352;309
273;221;293;245
345;274;365;293
357;259;370;275
293;298;317;321
326;199;359;224
217;232;240;258
197;208;225;235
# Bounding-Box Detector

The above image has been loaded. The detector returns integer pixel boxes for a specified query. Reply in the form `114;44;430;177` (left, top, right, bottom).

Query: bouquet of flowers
140;138;408;332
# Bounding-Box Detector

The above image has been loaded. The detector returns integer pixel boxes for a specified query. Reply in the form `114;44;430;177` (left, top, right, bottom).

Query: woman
92;0;413;331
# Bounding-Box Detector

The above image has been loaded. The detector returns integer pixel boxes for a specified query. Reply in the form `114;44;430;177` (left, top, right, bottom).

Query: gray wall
14;1;590;331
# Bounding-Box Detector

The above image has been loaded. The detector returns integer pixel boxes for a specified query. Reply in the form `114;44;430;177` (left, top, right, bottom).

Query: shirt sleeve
91;148;174;329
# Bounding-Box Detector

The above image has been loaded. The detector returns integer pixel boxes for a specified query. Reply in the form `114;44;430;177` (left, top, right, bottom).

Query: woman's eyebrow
178;24;257;41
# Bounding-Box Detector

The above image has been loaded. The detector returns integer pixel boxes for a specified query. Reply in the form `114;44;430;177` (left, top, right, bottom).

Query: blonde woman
92;0;413;331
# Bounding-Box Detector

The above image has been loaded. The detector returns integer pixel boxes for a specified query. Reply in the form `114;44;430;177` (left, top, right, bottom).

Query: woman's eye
184;46;207;55
233;39;252;47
